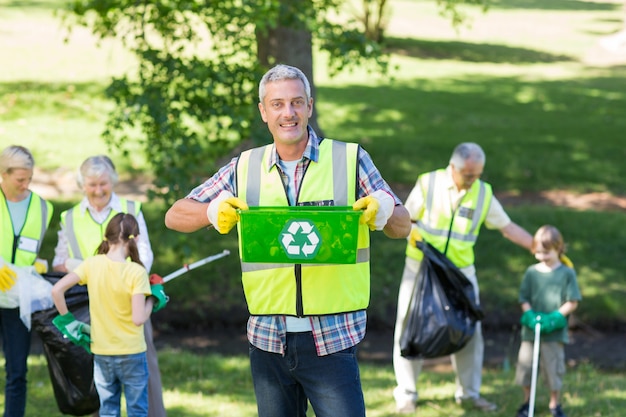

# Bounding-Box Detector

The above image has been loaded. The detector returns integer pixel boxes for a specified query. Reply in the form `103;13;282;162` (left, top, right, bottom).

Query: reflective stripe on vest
405;169;492;268
236;139;371;316
62;199;139;260
0;192;53;266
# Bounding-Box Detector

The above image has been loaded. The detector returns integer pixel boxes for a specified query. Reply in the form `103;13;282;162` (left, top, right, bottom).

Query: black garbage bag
399;241;485;359
31;272;99;416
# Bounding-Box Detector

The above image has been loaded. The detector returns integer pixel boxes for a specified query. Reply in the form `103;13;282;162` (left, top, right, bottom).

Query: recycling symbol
280;220;321;260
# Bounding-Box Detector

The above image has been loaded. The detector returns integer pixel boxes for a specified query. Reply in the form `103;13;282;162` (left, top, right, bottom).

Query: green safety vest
236;139;370;316
59;199;140;260
405;169;492;268
0;191;53;266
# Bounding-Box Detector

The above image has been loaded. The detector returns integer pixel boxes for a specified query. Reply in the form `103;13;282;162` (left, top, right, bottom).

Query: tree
351;0;390;43
435;0;489;28
61;0;387;202
61;0;487;203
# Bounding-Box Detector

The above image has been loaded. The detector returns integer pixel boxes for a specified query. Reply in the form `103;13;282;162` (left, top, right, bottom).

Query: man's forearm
383;205;411;239
165;198;211;233
501;222;533;251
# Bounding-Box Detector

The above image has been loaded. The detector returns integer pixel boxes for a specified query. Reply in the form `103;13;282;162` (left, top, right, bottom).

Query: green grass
5;350;625;416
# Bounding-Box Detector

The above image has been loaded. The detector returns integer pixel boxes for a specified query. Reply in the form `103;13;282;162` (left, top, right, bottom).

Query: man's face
258;79;313;147
451;159;483;190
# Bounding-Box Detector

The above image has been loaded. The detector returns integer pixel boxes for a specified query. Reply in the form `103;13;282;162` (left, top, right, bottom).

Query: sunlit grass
4;351;622;417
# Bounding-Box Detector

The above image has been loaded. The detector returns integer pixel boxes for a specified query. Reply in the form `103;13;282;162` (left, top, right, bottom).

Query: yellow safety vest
406;169;492;268
236;139;370;316
0;191;53;266
59;199;140;259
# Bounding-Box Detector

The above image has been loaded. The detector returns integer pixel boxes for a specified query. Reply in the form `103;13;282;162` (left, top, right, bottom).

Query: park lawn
10;349;626;417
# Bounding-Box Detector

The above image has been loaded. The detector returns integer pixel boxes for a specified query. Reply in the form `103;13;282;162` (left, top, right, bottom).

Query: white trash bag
0;257;54;330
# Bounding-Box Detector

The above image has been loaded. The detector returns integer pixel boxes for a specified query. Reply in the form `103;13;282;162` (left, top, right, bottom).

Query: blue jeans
249;332;365;417
0;308;31;417
93;352;149;417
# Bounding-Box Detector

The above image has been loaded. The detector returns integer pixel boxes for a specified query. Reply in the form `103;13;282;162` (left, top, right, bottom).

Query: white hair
77;155;118;187
258;64;312;103
449;142;486;169
0;145;35;174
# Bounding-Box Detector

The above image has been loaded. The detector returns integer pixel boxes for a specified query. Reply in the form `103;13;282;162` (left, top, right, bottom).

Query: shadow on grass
317;72;626;195
385;36;575;64
487;0;620;12
3;0;67;10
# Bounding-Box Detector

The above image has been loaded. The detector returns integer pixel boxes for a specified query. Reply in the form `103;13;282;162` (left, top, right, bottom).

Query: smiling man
165;64;410;417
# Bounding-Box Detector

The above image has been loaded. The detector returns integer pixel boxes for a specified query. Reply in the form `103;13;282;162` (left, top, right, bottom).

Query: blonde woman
0;145;53;417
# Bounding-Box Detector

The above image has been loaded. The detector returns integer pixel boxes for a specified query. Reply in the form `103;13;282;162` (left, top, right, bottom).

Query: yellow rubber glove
352;190;394;231
34;259;48;274
560;254;574;268
0;265;17;292
353;196;380;231
217;197;249;234
409;228;423;247
207;191;249;234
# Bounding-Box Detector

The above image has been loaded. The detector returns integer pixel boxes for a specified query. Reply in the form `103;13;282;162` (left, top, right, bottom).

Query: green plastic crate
239;206;361;264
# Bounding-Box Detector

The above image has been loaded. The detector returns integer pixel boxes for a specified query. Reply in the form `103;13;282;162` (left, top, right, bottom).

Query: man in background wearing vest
392;142;533;414
165;64;411;417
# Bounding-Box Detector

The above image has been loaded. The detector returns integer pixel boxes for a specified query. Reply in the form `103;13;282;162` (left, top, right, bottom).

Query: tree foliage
436;0;490;28
61;0;388;202
61;0;488;204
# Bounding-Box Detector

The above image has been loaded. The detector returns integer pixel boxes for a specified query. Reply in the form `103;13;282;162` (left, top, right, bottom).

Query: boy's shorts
514;340;565;391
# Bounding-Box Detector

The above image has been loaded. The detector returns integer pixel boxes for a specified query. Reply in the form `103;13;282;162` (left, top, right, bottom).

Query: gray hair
449;142;486;170
259;64;311;103
77;155;118;187
0;145;35;174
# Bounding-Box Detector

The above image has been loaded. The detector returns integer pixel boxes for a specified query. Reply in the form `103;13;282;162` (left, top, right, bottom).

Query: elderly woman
0;145;53;417
52;155;166;417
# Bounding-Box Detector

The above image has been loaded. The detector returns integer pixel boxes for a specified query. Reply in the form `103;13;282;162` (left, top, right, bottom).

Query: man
392;142;533;414
165;64;410;417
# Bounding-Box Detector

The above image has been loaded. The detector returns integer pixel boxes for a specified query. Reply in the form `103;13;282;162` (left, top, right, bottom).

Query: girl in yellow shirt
52;213;167;417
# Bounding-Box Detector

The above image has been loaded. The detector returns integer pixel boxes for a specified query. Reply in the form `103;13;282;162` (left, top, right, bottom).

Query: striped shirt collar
266;126;320;171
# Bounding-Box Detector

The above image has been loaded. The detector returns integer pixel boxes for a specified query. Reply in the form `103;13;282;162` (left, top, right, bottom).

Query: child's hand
52;312;92;353
149;273;164;285
539;310;567;334
150;284;169;312
520;310;538;329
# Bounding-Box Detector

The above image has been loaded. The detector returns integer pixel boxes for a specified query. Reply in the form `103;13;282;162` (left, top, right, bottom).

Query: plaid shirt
187;128;400;355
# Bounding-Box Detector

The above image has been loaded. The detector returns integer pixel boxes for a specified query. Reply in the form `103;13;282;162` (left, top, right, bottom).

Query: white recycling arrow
299;222;314;234
287;222;302;234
